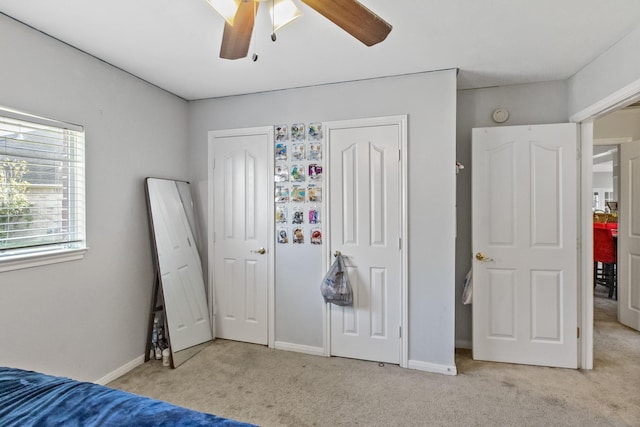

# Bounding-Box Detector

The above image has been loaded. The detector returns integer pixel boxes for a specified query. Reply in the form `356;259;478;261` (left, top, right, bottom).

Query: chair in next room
593;226;617;299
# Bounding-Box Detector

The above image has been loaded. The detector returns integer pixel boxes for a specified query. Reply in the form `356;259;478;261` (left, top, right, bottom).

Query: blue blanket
0;367;257;427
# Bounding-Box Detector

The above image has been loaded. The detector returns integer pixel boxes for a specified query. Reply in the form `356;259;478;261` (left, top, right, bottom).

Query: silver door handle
251;247;266;255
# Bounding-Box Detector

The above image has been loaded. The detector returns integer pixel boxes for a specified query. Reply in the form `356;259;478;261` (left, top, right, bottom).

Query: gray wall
568;25;640;116
594;108;640;140
0;15;189;381
592;172;613;190
455;81;569;347
188;70;458;368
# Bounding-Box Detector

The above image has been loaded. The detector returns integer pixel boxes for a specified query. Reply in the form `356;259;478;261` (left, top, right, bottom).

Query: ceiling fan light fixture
269;0;303;33
219;0;391;60
207;0;241;26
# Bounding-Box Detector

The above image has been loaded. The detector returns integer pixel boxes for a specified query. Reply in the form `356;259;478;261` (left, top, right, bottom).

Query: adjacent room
1;1;640;425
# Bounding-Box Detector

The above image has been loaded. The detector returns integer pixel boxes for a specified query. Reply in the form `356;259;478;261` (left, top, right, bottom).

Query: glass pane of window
0;113;85;255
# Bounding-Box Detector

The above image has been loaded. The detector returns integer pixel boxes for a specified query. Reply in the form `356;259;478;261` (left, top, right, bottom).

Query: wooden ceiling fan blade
301;0;392;46
220;1;258;60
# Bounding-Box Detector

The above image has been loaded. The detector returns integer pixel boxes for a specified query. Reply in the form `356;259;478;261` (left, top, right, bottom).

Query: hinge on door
398;149;401;161
398;238;402;250
577;327;580;339
399;326;402;338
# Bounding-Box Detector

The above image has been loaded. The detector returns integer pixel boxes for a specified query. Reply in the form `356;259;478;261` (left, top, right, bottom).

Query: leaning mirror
145;177;213;368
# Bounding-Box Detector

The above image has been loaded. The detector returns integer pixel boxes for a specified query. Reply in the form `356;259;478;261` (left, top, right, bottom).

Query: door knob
475;252;493;262
252;247;266;255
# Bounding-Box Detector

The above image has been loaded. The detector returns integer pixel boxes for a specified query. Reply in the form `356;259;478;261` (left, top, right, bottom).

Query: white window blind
0;107;85;258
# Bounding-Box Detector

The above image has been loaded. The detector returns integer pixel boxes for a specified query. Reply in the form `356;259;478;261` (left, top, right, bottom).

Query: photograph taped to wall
308;206;320;224
308;164;322;181
276;205;287;223
275;124;289;142
290;185;305;202
308;143;322;160
308;184;322;202
292;226;304;244
308;122;322;141
275;165;289;182
292;206;304;224
290;164;305;182
291;123;305;142
277;227;288;244
291;142;305;160
310;228;322;245
275;142;287;161
275;185;289;203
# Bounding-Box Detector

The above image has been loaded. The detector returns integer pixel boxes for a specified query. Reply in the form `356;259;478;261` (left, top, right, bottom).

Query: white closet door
326;117;405;364
209;127;273;345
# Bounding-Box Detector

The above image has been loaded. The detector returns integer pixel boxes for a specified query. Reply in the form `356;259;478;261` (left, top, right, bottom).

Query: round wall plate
492;108;509;123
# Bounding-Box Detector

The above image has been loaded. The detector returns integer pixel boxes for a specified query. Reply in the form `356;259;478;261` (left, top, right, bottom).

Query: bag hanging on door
320;254;353;306
462;268;473;305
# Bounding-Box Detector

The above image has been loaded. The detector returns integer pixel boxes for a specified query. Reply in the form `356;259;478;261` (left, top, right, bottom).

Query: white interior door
209;128;273;345
618;141;640;331
472;124;578;368
326;116;405;364
147;178;213;352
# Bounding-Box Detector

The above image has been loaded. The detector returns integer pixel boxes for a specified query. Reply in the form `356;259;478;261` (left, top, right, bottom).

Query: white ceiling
2;0;640;100
592;161;613;173
593;146;617;173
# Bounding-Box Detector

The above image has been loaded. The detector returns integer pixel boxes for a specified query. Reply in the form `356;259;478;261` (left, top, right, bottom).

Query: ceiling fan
206;0;393;60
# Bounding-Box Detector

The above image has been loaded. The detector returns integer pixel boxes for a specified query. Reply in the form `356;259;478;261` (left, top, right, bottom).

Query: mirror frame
144;177;213;368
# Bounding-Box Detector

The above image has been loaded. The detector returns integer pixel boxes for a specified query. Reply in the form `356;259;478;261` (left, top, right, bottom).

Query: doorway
591;141;620;364
575;86;640;369
592;143;618;303
591;107;640;362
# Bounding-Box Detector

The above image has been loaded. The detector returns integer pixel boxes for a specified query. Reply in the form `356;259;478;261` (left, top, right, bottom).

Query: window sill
0;247;88;273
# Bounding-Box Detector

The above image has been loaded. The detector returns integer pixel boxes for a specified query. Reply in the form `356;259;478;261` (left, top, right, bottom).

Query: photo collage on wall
275;122;323;245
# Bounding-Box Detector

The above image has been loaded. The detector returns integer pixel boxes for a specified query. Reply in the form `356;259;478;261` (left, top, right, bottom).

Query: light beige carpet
109;290;639;426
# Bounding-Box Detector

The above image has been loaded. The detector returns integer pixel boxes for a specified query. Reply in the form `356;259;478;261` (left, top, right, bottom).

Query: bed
0;367;256;427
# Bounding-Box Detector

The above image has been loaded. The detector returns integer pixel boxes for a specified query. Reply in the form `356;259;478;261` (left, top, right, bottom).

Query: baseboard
455;339;472;350
408;359;457;376
274;341;325;357
94;354;145;385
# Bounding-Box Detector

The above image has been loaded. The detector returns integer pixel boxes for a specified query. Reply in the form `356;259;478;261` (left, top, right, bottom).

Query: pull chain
252;0;259;61
271;0;276;41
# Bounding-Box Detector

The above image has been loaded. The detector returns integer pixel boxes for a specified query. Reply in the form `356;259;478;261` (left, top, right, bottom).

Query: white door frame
207;126;275;348
571;78;640;369
322;115;409;368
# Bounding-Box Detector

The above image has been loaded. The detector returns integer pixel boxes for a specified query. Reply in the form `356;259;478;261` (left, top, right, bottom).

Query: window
0;107;86;271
